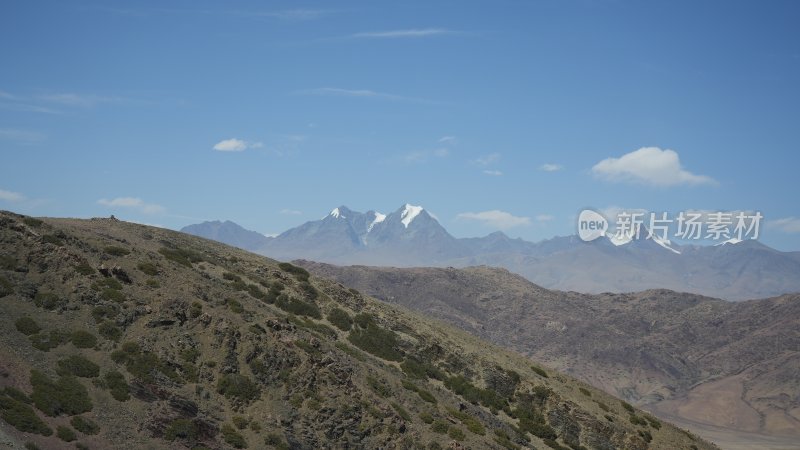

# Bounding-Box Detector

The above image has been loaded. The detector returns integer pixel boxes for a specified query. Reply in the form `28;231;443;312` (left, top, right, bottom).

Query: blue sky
2;0;799;250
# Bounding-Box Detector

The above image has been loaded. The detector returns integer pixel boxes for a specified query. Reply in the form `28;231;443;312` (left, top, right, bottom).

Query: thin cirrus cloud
471;152;501;166
97;197;165;214
767;217;800;234
540;163;563;172
213;138;263;152
280;209;302;215
0;189;26;202
456;210;531;230
483;170;503;176
296;87;435;104
591;147;717;187
350;28;454;39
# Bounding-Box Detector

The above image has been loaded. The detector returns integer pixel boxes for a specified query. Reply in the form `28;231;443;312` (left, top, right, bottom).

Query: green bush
23;217;43;227
165;418;198;441
189;301;203;318
264;432;287;448
92;277;122;291
298;281;318;300
226;298;244;314
638;429;653;443
401;357;445;380
579;387;592;397
366;376;392;398
34;292;64;310
0;396;52;435
431;420;449;434
91;304;119;322
275;295;321;319
221;423;247;448
444;376;505;410
621;400;635;413
98;321;122;341
74;262;95;275
42;234;64;246
531;365;549;378
353;313;374;328
644;415;662;429
29;330;69;352
277;262;309;281
56;425;76;442
104;370;130;401
217;374;260;403
0;275;13;297
70;415;99;435
56;355;100;378
15;317;41;335
70;330;97;349
113;347;179;383
159;247;203;267
347;323;403;362
30;370;92;416
629;414;647;427
24;443;41;450
391;402;411;421
232;415;249;429
327;308;352;331
104;246;130;256
137;262;158;276
246;284;267;300
100;288;125;302
2;387;31;404
419;411;434;424
448;427;465;441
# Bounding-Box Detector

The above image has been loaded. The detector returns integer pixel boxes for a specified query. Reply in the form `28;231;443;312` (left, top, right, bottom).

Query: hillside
0;211;715;450
296;262;800;450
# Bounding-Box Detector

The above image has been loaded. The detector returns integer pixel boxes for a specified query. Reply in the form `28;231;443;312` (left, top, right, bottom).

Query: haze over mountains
182;204;800;301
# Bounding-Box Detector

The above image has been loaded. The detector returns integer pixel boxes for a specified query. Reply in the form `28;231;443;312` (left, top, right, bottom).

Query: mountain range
182;204;800;301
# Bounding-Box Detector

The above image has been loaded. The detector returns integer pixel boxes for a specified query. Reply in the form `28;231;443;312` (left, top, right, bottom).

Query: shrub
419;411;434;424
104;246;130;256
0;396;52;435
277;262;309;281
92;277;122;291
24;443;41;450
99;322;122;341
264;432;287;448
327;308;352;331
2;387;31;404
189;301;203;318
644;415;662;429
56;355;100;378
34;292;64;310
275;295;321;319
71;330;97;349
29;330;69;352
531;365;549;378
137;262;158;276
23;217;43;227
366;376;392;398
431;420;449;434
0;275;12;297
444;376;505;410
165;418;198;441
114;348;179;383
74;262;95;275
353;313;374;328
30;370;92;416
596;401;609;412
159;247;203;267
246;284;267;300
221;423;247;448
629;414;647;427
401;357;445;381
226;298;244;314
56;425;76;442
146;279;159;288
15;317;41;335
448;427;465;441
100;288;125;302
347;324;403;362
232;415;249;429
579;387;592;397
391;402;411;421
42;234;64;246
70;415;99;435
104;370;130;401
91;304;119;322
217;374;260;403
621;400;635;413
297;281;318;300
638;429;653;443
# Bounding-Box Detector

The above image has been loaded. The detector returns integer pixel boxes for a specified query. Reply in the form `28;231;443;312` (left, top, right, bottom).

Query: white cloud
297;87;433;104
97;197;165;214
592;147;716;187
536;214;554;222
351;28;453;39
767;217;800;234
0;189;25;202
471;152;501;166
432;148;449;157
483;170;503;176
456;210;531;230
403;147;449;163
213;138;263;152
280;209;302;215
438;136;457;144
0;128;45;143
540;163;563;172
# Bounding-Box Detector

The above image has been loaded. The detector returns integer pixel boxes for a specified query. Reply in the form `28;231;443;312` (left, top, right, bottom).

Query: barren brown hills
296;261;800;450
0;211;716;449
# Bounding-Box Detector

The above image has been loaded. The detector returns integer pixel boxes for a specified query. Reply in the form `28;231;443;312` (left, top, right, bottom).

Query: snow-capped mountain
182;204;800;300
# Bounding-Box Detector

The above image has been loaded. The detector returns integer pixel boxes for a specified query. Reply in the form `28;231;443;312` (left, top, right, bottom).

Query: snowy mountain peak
400;204;424;228
329;207;344;219
368;212;386;232
715;237;743;246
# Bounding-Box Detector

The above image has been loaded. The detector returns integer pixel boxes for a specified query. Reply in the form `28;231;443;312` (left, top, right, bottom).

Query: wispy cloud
456;210;531;230
403;147;449;163
592;147;717;187
0;189;26;202
244;8;330;21
483;170;503;176
438;136;457;144
37;93;126;107
280;209;302;215
536;214;554;223
767;217;800;234
540;163;563;172
0;128;46;144
471;153;501;166
351;28;454;39
97;197;165;214
213;138;263;152
296;87;435;104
